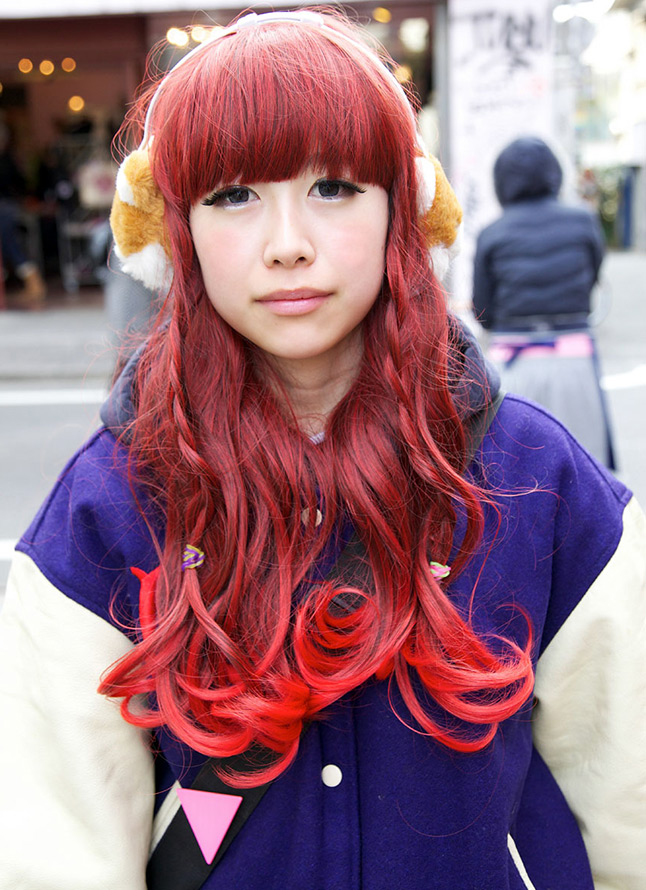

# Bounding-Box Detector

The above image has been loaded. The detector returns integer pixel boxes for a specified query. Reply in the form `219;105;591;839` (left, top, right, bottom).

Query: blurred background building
0;0;643;299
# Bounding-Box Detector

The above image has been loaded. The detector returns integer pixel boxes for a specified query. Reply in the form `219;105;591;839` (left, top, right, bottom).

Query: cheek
192;225;249;294
194;226;239;265
330;216;388;272
343;198;389;265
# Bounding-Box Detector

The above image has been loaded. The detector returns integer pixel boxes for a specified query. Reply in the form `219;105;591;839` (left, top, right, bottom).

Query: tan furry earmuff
109;11;463;292
110;149;172;292
416;154;463;282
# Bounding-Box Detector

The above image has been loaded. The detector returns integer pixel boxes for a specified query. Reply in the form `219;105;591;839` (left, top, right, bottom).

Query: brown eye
311;179;367;199
317;180;342;198
202;186;254;207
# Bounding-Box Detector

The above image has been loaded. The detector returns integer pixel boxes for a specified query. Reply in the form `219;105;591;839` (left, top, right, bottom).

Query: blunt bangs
150;22;416;209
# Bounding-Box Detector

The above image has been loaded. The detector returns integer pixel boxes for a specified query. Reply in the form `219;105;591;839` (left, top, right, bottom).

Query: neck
264;333;364;436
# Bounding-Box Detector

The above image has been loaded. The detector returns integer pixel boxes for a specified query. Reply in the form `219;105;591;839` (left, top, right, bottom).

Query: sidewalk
593;251;646;507
0;285;114;382
2;252;645;381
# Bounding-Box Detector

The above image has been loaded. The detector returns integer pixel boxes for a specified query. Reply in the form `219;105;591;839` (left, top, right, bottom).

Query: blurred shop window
595;165;635;249
55;110;118;293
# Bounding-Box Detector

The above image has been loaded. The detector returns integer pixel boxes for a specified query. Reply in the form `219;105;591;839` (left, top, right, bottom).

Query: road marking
0;389;106;407
0;540;17;562
601;365;646;392
0;371;642;405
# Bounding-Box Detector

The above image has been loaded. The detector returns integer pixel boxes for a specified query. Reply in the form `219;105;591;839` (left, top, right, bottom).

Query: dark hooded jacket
472;137;605;331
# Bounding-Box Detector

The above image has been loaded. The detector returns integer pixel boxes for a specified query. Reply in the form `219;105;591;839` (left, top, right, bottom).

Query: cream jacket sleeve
0;551;154;890
533;497;646;890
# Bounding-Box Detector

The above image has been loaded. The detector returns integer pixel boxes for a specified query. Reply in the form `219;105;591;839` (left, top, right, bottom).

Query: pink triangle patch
177;787;243;864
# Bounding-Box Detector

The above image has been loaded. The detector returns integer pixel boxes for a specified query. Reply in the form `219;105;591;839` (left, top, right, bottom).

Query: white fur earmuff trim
415;154;437;216
115;161;136;206
429;222;463;282
414;132;462;281
113;240;172;294
110;150;173;292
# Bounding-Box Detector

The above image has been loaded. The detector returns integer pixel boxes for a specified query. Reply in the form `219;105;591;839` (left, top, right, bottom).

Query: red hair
100;11;533;786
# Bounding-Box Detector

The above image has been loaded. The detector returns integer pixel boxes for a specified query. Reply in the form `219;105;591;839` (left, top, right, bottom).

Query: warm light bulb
68;95;85;112
373;7;392;23
191;25;209;43
167;27;189;47
61;57;76;73
39;60;55;76
18;58;33;74
394;64;413;83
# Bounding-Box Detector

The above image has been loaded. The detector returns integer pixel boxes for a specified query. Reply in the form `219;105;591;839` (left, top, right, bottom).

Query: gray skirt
488;330;616;469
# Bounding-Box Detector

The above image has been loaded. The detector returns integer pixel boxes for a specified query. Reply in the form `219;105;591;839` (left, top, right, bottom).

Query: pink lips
257;288;330;316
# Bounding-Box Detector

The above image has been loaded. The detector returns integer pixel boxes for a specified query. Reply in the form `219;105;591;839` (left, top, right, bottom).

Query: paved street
593;251;646;500
0;289;112;597
0;251;645;602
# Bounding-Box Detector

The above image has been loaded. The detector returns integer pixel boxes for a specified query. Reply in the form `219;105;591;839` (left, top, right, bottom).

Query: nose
262;197;315;268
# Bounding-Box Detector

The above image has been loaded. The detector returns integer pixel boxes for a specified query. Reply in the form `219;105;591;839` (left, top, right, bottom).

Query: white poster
447;0;555;309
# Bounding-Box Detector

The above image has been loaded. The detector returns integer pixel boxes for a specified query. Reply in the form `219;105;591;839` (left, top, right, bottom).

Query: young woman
0;11;643;890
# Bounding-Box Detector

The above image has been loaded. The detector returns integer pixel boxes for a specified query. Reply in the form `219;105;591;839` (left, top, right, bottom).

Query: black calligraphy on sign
457;10;548;73
448;1;554;303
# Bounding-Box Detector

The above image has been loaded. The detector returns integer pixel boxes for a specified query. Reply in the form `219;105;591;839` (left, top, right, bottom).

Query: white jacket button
321;764;343;787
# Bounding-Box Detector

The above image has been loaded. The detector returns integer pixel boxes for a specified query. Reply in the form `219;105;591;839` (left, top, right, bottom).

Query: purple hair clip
182;545;205;570
429;560;451;581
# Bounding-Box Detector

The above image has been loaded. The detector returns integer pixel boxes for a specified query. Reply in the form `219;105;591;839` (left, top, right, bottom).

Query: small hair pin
182;545;205;570
429;561;451;581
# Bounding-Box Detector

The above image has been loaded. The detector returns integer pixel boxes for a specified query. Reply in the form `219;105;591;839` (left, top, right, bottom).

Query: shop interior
0;3;438;306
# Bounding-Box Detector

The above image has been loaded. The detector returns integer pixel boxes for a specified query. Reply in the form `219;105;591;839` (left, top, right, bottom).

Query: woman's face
189;169;389;375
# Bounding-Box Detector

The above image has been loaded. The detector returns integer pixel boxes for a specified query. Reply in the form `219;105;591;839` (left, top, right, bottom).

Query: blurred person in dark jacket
472;135;614;468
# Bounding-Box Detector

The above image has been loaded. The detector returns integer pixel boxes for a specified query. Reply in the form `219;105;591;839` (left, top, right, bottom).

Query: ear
110;149;173;291
416;153;463;281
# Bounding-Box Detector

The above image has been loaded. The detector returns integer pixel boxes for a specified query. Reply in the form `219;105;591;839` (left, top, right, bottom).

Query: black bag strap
146;747;276;890
146;393;504;890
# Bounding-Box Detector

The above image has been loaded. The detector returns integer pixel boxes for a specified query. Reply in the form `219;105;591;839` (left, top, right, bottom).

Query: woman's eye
201;186;254;207
312;179;367;199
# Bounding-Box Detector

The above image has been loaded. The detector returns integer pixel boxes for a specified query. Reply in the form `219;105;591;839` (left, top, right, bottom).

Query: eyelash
201;186;250;207
200;178;367;207
315;179;367;198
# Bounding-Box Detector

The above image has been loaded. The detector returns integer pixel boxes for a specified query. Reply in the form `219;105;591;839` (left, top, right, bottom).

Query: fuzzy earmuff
416;154;463;282
110;148;462;291
110;149;172;292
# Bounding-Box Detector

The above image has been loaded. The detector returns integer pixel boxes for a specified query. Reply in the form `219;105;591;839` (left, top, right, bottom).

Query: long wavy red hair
100;11;533;786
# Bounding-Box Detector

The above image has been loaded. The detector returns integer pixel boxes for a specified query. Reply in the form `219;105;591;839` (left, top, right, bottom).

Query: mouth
257;289;331;316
